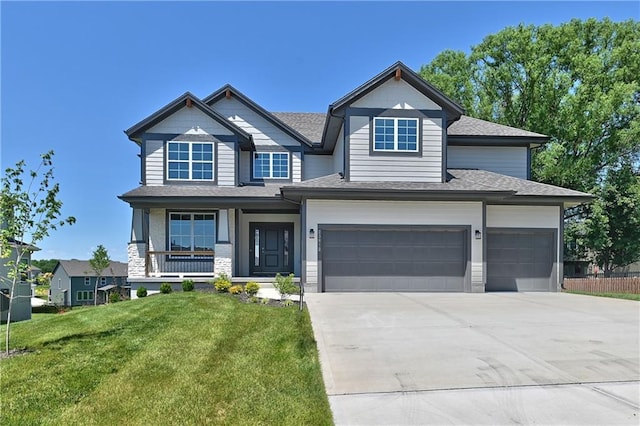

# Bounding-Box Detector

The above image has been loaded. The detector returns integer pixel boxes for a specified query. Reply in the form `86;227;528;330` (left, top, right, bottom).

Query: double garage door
320;226;469;292
319;226;557;292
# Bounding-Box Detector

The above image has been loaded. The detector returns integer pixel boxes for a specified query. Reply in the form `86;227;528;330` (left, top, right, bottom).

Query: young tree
0;151;75;355
89;245;110;306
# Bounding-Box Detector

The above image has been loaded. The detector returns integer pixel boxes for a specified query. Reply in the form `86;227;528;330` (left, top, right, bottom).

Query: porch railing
145;251;215;278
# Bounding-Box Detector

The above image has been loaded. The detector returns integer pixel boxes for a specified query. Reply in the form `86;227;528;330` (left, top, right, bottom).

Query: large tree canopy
420;18;640;270
420;18;639;192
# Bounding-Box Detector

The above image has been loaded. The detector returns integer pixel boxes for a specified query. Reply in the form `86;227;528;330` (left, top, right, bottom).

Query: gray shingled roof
270;112;546;142
281;170;590;199
119;184;283;199
448;116;546;138
57;260;128;278
271;112;326;143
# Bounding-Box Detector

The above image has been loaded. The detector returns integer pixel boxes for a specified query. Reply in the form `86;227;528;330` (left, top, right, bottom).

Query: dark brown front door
249;223;294;275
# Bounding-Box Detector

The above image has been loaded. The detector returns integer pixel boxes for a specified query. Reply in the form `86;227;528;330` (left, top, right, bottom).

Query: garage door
320;226;469;292
486;228;557;292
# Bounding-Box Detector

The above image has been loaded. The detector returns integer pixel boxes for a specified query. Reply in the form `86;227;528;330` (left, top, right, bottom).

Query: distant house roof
54;260;128;278
6;238;40;252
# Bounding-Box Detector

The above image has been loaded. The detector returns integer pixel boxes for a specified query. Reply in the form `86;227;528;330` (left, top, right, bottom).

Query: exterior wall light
309;228;315;239
475;230;482;240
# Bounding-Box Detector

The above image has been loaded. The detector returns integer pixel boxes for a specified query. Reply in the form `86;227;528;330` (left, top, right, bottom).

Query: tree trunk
94;277;98;306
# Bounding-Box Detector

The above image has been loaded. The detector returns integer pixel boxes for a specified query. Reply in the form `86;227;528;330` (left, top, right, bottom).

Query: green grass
1;292;333;425
565;290;640;301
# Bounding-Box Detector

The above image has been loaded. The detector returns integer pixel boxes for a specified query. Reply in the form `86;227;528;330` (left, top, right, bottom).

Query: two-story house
120;61;591;293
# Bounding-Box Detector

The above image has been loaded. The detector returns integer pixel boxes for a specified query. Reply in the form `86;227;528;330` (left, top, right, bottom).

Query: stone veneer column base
214;243;233;277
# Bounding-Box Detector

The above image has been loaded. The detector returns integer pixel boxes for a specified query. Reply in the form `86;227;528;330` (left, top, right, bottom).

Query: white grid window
373;118;418;152
167;142;214;180
169;212;216;254
253;152;289;179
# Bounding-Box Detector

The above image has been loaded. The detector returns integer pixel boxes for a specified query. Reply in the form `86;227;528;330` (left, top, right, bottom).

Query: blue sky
1;1;638;262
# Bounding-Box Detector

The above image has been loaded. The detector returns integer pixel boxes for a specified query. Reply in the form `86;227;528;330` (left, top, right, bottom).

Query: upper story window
373;118;419;152
167;142;214;181
84;277;91;286
253;152;289;179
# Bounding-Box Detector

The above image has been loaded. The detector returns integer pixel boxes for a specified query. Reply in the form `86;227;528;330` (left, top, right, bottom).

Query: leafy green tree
0;151;75;354
419;18;640;267
89;245;111;306
31;259;59;274
420;18;640;192
568;163;640;275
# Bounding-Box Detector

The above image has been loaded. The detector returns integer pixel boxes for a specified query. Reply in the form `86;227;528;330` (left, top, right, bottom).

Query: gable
210;96;303;147
148;106;236;135
351;78;442;110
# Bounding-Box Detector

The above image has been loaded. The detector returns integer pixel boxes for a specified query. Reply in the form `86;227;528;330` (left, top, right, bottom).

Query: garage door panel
487;229;556;292
321;227;468;292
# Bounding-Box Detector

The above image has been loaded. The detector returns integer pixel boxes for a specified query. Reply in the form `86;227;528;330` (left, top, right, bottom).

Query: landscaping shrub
249;296;259;304
32;305;64;314
273;273;297;300
136;286;148;298
245;281;260;296
109;293;120;303
229;285;243;295
182;279;194;292
213;273;232;293
160;283;173;294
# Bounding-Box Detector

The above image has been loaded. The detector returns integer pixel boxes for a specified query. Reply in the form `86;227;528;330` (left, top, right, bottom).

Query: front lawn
565;290;640;301
1;292;333;425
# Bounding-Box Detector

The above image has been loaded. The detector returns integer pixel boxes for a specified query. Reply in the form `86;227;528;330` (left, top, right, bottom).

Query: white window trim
373;117;419;152
84;277;91;286
77;291;94;301
168;211;217;256
166;141;215;181
252;152;290;179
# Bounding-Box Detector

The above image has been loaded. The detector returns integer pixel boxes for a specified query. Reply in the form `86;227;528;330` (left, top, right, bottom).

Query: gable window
169;212;216;255
167;142;214;181
84;277;91;286
373;118;418;152
100;277;107;286
253;152;289;179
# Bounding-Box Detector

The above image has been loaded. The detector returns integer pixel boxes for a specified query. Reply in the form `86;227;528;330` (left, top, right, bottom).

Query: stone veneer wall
214;243;233;277
128;242;147;278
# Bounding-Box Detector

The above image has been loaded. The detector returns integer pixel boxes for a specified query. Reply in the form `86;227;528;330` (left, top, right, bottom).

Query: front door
249;222;294;275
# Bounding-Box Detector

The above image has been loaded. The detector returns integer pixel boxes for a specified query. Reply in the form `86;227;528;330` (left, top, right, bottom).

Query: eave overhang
280;187;514;203
447;135;549;148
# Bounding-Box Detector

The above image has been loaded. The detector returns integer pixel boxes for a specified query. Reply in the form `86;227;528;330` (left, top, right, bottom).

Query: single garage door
486;228;557;292
320;226;469;292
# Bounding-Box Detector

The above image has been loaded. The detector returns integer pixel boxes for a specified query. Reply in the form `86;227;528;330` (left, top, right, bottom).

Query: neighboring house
0;239;39;323
50;260;128;306
119;61;591;293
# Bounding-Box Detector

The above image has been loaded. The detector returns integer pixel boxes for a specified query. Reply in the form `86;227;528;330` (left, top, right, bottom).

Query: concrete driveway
305;292;640;425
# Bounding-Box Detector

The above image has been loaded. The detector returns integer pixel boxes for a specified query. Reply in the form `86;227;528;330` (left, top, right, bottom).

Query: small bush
32;305;64;314
137;287;148;298
283;299;294;307
109;293;120;303
213;273;232;292
229;285;243;295
260;297;270;305
249;296;259;304
273;273;298;301
160;283;173;294
182;280;194;292
245;281;260;296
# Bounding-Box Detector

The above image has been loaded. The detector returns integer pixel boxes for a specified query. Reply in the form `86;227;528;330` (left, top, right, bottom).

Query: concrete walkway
305;292;640;425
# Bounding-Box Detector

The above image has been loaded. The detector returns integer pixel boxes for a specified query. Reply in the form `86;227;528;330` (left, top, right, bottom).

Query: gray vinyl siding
304;155;333;180
448;146;528;179
239;151;251;182
217;141;236;186
148;107;235;135
211;97;301;147
349;116;442;182
145;140;164;186
292;152;302;183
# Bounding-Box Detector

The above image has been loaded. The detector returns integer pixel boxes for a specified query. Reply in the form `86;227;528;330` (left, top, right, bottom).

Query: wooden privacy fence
563;277;640;294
